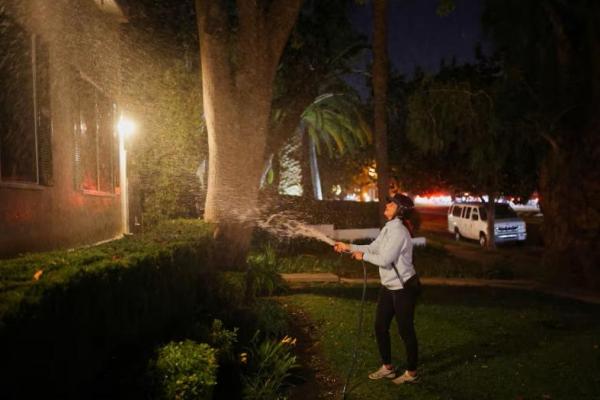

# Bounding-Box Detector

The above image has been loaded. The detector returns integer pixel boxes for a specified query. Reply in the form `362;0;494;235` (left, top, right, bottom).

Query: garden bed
0;220;298;399
0;220;219;398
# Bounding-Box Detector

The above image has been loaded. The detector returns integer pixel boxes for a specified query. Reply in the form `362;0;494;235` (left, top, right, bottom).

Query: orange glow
33;269;44;281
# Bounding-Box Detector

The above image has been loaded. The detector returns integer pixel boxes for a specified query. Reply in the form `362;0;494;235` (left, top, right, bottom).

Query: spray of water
257;211;336;246
224;206;336;246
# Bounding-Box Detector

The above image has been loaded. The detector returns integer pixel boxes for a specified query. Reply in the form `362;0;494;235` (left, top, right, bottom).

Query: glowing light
414;195;453;205
117;116;137;138
367;166;377;179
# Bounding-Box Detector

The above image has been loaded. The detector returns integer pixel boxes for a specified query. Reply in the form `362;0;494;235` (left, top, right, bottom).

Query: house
0;0;129;257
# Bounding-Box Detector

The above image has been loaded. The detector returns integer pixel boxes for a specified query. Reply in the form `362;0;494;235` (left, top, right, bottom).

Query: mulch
276;298;342;400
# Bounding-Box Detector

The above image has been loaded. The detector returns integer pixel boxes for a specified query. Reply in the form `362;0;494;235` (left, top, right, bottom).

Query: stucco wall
0;1;125;256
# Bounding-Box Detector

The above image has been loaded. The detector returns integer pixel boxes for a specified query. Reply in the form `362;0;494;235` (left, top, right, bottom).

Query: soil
276;298;342;400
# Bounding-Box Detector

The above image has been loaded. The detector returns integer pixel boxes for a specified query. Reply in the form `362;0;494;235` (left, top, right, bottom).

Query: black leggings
374;275;420;371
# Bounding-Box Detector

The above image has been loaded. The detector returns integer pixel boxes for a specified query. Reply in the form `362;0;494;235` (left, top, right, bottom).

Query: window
478;204;517;221
464;207;471;219
479;206;487;221
452;206;462;217
495;204;518;219
72;74;118;193
0;13;52;185
472;209;479;221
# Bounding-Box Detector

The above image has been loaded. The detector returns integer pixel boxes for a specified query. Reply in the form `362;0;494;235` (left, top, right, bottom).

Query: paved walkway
281;273;600;305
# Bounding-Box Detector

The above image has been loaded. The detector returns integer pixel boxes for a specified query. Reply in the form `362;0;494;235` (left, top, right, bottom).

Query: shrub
209;319;238;364
213;271;247;308
241;332;298;400
252;299;289;339
278;253;343;273
0;220;222;398
246;245;287;297
153;340;218;400
260;194;379;229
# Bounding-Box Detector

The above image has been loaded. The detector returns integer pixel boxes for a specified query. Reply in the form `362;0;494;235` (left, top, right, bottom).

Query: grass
280;284;600;400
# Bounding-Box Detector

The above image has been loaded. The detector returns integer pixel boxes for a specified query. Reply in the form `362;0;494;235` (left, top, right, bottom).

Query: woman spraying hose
334;193;421;384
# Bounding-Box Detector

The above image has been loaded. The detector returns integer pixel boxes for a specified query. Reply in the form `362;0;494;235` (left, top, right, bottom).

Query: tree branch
195;0;234;92
236;0;264;79
267;0;303;71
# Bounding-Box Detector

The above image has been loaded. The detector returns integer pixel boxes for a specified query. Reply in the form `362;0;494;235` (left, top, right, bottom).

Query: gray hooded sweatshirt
350;218;416;290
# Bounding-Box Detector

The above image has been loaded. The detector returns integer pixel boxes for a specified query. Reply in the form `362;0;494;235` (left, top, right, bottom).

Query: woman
334;193;421;384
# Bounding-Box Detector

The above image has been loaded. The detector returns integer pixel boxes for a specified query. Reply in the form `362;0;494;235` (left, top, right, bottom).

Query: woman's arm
362;227;406;268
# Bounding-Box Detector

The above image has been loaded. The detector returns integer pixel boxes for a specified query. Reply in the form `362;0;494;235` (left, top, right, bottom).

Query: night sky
348;0;488;92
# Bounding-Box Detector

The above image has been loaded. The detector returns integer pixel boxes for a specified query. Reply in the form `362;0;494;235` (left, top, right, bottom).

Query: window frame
452;206;463;217
0;30;52;188
72;72;118;196
464;207;472;219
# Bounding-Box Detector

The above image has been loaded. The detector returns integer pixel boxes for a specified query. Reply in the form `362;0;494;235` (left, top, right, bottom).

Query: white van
447;202;527;246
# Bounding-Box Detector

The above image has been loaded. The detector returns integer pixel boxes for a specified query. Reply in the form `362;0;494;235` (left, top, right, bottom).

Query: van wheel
479;233;487;247
454;228;461;241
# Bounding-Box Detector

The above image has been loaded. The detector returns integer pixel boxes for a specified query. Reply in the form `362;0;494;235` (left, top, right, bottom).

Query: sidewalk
281;273;600;305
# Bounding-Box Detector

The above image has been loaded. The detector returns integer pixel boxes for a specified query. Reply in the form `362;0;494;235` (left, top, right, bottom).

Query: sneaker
392;371;419;384
368;365;396;380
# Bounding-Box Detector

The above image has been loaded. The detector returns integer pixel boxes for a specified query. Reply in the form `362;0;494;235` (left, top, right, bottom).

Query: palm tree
300;91;372;198
261;0;371;199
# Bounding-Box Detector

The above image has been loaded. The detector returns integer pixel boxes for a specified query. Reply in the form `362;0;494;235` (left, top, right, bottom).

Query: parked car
447;202;527;247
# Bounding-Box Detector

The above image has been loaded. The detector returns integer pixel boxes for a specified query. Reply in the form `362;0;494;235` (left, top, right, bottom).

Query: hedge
0;219;242;399
263;194;380;229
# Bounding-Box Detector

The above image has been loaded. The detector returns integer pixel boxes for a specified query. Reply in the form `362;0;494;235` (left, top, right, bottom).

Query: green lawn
281;284;600;400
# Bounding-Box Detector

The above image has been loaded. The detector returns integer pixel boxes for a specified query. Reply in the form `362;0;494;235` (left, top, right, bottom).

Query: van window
495;204;518;218
452;206;462;217
464;208;471;219
479;204;517;220
472;209;479;221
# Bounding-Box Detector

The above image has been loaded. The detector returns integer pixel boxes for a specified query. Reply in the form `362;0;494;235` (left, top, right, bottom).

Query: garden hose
341;259;367;400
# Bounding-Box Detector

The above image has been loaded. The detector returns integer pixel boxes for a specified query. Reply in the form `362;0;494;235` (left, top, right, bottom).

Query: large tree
195;0;303;268
406;59;537;248
483;0;600;286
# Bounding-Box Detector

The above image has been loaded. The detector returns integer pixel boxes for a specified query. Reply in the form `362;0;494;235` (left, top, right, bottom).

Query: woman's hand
351;251;364;260
334;242;349;253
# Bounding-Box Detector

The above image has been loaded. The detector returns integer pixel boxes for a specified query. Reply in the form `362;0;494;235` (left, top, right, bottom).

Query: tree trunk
373;0;390;225
196;0;302;269
308;136;323;200
539;132;600;289
486;192;496;250
300;125;315;198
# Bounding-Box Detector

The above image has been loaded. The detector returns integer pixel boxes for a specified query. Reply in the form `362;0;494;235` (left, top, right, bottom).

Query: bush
246;245;288;297
0;220;225;398
213;271;248;308
251;299;290;339
209;319;238;364
153;340;218;400
241;333;298;400
260;194;379;229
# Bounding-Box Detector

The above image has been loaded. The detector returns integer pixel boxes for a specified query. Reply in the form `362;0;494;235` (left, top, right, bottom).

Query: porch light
117;116;137;139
